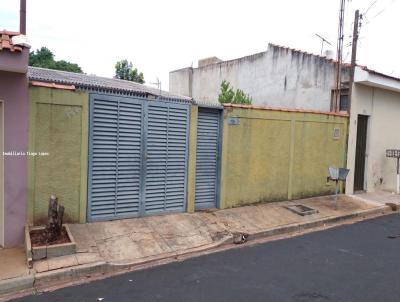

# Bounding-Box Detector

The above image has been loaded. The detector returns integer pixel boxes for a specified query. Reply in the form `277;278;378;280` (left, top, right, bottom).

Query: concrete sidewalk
0;194;393;298
353;191;400;209
0;248;33;296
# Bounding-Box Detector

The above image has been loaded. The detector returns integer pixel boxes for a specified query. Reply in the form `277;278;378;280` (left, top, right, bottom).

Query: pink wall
0;49;28;73
0;70;28;246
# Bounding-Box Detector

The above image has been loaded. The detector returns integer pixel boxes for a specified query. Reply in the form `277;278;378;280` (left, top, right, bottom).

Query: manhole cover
285;204;318;216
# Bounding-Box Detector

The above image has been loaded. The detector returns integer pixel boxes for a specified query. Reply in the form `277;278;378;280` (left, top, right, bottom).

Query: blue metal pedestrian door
195;108;221;209
88;94;189;221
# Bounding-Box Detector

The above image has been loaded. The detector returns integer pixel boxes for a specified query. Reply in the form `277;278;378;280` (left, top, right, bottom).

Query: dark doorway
354;115;368;191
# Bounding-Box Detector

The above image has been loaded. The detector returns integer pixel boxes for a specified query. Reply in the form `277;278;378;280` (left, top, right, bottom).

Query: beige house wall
346;77;400;194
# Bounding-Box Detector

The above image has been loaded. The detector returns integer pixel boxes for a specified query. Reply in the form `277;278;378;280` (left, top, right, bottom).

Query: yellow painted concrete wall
28;87;88;225
220;107;348;209
186;105;198;213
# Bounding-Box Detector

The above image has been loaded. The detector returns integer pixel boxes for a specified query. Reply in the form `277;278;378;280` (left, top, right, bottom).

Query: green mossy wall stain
222;118;291;207
291;120;345;199
29;87;88;225
33;103;82;224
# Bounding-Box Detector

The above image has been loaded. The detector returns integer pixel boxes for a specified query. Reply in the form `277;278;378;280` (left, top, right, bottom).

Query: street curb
246;205;392;241
386;202;400;211
108;236;233;268
33;236;233;289
0;275;34;296
33;261;109;288
0;205;392;298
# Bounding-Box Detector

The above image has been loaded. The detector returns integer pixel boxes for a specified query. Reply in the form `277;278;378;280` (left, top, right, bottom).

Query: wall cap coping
223;103;349;117
30;81;76;91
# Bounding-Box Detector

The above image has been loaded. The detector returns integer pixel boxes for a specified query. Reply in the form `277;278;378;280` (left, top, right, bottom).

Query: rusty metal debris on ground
233;232;249;244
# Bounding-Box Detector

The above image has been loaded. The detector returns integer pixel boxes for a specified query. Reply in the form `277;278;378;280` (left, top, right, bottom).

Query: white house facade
346;66;400;194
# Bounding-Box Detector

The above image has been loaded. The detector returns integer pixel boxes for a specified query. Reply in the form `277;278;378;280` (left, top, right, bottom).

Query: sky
1;0;399;90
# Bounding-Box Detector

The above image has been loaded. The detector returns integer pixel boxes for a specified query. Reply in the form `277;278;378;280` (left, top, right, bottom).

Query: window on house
339;93;349;112
331;88;349;112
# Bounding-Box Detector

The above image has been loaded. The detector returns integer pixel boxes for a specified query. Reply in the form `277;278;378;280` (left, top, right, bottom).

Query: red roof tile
0;31;23;53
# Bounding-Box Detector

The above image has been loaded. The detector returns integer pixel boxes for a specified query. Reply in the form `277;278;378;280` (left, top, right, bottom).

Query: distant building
169;43;350;112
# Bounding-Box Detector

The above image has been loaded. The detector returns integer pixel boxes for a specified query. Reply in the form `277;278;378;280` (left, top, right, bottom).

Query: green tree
29;47;83;73
233;89;252;105
218;80;235;104
53;60;83;73
115;59;145;84
218;80;252;105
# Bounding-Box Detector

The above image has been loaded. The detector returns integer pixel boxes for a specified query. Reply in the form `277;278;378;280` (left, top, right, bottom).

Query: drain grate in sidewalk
285;204;319;216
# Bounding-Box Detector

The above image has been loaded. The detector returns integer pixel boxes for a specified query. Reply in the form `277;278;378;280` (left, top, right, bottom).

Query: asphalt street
12;213;400;302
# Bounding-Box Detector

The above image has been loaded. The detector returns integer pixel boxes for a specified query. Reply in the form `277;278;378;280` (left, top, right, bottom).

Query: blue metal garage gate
88;94;190;221
195;107;222;209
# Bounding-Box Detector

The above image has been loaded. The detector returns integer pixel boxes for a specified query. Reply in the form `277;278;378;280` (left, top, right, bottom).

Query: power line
363;0;378;16
372;8;386;18
361;0;397;26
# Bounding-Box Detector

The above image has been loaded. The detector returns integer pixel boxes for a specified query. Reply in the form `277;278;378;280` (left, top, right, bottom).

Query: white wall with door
346;68;400;194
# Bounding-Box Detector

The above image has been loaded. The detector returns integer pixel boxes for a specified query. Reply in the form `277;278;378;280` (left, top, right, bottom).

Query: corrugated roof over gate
28;66;192;103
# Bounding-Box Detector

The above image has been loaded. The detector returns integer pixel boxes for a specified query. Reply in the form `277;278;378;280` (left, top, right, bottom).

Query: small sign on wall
333;127;341;139
228;116;239;125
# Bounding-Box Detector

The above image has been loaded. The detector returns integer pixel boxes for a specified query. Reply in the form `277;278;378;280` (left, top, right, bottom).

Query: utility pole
347;9;360;115
334;0;346;112
20;0;26;35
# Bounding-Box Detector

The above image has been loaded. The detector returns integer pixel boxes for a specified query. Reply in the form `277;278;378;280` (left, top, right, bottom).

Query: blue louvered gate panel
89;95;189;221
116;99;143;217
144;102;189;214
88;94;143;221
195;108;221;209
